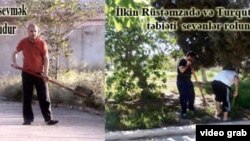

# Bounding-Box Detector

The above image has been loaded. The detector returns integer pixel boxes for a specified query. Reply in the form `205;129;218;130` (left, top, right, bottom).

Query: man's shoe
46;120;59;125
23;121;31;125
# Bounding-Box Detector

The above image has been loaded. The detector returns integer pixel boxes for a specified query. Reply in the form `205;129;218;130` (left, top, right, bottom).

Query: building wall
67;25;105;70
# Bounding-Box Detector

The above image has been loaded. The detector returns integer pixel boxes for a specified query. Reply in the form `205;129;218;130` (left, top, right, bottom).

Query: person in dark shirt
177;51;197;118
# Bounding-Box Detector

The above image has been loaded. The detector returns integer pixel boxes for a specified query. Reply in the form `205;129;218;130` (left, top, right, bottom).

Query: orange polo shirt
16;37;48;73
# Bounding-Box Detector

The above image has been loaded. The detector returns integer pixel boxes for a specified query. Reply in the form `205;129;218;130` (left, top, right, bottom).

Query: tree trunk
201;67;207;83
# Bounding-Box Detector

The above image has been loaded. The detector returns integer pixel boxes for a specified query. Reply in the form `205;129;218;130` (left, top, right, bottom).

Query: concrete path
106;120;250;141
132;135;195;141
0;100;104;141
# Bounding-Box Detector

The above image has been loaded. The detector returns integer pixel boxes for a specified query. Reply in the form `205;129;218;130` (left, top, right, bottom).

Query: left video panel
0;0;105;140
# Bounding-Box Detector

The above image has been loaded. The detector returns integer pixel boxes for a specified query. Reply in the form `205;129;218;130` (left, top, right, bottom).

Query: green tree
152;0;250;75
106;0;174;102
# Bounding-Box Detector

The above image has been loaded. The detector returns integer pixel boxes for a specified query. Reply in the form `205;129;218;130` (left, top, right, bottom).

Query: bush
236;77;250;108
105;102;179;131
105;105;121;131
2;83;22;101
0;74;22;101
0;69;104;110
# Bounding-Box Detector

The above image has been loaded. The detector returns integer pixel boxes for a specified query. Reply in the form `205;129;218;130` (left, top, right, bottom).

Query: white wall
62;25;105;70
0;28;25;75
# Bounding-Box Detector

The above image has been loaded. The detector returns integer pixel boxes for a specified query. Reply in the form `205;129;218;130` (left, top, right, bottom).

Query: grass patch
106;100;179;131
105;97;216;131
235;77;250;109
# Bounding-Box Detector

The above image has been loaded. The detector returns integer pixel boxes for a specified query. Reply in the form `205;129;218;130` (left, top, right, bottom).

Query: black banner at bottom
196;124;250;141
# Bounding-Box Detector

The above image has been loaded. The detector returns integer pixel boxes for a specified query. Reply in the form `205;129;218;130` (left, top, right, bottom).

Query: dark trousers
177;80;195;114
22;72;52;122
211;80;231;112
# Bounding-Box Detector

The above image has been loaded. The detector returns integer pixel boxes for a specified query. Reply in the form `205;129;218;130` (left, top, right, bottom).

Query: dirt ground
163;92;250;126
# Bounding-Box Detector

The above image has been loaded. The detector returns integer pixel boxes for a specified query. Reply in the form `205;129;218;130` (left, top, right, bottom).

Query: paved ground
132;135;195;141
106;120;250;141
0;100;104;141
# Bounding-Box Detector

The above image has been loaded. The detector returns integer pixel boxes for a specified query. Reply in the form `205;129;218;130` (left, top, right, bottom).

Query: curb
105;124;195;141
105;120;250;140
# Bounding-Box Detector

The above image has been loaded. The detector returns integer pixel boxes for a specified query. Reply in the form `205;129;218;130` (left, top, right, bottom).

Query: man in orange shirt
12;23;58;125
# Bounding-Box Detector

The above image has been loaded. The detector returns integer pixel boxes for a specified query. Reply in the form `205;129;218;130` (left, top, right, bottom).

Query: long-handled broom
12;65;93;98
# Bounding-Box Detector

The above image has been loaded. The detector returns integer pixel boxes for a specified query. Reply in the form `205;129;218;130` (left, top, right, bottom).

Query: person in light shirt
211;67;239;121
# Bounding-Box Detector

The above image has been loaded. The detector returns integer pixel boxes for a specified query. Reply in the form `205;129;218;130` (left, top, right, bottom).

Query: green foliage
152;0;250;73
105;25;172;101
105;105;122;130
105;103;178;131
236;77;250;108
121;108;176;130
106;0;176;102
106;0;154;31
169;49;184;62
105;100;216;131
